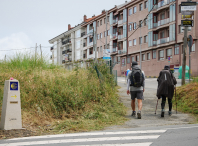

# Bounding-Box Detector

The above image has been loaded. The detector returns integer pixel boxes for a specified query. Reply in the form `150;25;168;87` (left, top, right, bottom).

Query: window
97;34;100;40
166;48;172;59
97;21;99;27
147;53;150;60
139;3;143;11
104;18;106;24
108;30;110;36
142;54;145;61
174;44;179;55
129;40;132;46
100;33;102;38
191;42;196;52
127;56;130;64
160;13;165;20
118;57;120;64
139;20;143;27
144;18;147;26
133;22;136;30
159;50;164;60
132;56;135;62
113;56;116;63
139;37;142;44
145;1;148;9
100;46;102;52
76;30;81;38
122;58;126;66
76;40;80;49
129;9;132;15
160;31;165;38
133;6;136;14
100;20;102;25
107;44;109;49
133;39;136;45
153;50;156;59
136;55;139;61
104;31;106;37
129;24;132;31
144;35;148;43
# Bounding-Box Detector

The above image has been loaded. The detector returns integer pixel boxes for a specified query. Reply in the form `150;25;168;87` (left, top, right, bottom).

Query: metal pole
35;43;37;60
140;22;142;69
189;45;191;83
105;11;108;49
94;26;97;63
182;26;187;85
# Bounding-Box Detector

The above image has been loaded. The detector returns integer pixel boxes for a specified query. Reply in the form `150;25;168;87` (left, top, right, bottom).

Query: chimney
125;1;127;3
102;9;106;14
84;15;87;22
92;15;95;18
68;24;71;30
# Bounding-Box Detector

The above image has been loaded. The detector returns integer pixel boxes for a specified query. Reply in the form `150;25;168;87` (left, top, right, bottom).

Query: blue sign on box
10;82;18;91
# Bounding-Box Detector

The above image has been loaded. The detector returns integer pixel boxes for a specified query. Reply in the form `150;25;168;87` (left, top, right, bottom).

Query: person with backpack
157;65;177;117
127;61;145;119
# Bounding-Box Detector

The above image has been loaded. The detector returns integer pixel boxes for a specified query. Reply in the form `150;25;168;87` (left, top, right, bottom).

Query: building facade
49;0;198;77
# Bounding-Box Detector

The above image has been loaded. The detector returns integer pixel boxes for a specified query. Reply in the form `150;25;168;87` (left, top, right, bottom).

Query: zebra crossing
0;129;166;146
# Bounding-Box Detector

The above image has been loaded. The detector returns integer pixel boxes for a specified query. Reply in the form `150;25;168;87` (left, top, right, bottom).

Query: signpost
181;11;194;19
181;2;197;11
181;20;193;27
180;1;196;85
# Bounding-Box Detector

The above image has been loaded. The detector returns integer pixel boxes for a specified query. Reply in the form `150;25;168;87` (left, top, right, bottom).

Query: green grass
0;54;127;134
173;78;198;122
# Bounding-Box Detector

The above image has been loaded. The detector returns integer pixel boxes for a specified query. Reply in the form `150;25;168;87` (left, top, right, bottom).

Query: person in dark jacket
157;65;177;117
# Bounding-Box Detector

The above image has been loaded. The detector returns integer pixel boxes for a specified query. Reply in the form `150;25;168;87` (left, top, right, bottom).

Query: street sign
103;49;111;60
188;35;193;48
181;11;194;19
181;20;193;27
181;2;196;11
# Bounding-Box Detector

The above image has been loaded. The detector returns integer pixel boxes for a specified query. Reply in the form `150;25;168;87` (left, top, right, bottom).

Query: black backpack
130;68;144;87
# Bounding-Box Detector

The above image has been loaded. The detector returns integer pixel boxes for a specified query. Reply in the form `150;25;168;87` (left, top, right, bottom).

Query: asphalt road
0;77;197;146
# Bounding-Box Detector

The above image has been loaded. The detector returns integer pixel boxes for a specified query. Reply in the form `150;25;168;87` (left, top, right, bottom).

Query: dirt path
105;79;196;130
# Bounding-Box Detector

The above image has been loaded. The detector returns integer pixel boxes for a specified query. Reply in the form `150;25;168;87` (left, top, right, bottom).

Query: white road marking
73;143;152;146
0;135;160;146
164;125;198;130
7;130;166;141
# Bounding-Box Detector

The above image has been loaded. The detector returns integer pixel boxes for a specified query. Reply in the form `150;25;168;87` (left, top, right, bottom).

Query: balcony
158;0;170;9
111;47;118;53
81;32;85;37
62;60;66;64
118;20;123;25
112;33;118;39
62;39;71;45
118;34;123;40
157;37;169;45
113;19;118;24
89;42;93;46
83;54;87;59
62;50;66;55
118;50;127;55
83;42;87;47
67;48;72;52
158;18;169;27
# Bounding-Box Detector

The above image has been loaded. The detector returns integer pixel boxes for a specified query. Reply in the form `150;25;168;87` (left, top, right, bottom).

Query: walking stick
175;85;177;114
155;99;159;115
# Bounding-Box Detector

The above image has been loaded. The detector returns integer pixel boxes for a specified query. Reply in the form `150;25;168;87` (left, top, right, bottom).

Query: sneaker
168;111;172;116
137;111;141;119
161;109;165;117
131;111;136;117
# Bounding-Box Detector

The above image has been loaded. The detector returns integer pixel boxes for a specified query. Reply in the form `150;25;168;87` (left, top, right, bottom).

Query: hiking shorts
130;91;144;100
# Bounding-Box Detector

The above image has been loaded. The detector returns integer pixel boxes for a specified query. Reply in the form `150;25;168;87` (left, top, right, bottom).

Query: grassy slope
173;78;198;122
0;55;127;134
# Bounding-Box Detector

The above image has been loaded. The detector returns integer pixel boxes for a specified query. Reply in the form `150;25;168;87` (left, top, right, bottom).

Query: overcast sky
0;0;127;60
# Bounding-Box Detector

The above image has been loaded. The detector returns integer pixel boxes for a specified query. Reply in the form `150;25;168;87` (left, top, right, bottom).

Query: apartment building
110;0;198;77
49;0;198;76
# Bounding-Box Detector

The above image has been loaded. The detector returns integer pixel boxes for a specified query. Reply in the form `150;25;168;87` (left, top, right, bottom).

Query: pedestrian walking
127;61;145;119
157;65;177;117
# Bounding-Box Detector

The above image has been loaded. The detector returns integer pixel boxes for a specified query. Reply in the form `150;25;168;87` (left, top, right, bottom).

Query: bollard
0;78;22;130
